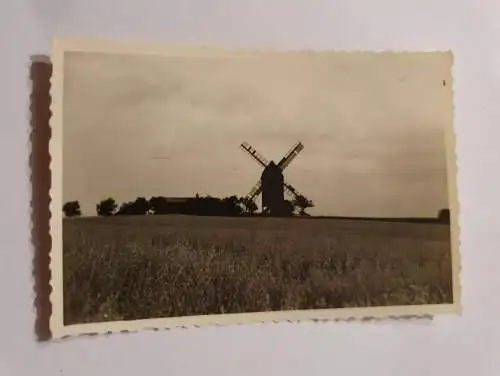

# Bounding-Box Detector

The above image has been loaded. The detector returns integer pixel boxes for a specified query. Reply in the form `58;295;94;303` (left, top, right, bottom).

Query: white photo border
48;37;462;340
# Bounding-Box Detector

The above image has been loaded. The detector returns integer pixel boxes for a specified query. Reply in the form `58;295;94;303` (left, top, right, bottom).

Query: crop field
62;215;454;325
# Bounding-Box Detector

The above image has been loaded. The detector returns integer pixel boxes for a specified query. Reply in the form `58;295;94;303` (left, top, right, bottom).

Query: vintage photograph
49;39;460;336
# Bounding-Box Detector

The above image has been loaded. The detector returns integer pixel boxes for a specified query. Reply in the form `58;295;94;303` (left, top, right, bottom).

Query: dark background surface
30;58;52;341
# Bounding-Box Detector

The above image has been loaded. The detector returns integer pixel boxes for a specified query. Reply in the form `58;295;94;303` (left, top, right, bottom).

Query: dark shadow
437;208;451;224
30;55;52;341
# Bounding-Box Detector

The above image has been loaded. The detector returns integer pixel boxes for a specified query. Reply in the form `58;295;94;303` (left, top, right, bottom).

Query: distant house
163;197;191;203
146;197;191;215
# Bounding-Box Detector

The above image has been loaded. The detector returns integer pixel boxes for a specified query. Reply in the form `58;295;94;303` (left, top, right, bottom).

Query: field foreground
63;215;453;325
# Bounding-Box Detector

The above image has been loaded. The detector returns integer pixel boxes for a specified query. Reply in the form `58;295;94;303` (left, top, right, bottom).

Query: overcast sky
62;50;453;217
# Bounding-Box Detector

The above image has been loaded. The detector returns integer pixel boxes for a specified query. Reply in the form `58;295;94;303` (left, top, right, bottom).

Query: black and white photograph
49;40;460;335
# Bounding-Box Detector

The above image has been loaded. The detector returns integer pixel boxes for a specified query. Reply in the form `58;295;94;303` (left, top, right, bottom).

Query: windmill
239;141;311;216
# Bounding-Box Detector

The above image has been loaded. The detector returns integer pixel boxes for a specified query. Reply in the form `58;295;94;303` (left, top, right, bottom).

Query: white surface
1;0;499;375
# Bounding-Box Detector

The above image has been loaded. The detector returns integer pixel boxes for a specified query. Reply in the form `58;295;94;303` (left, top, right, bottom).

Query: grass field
62;215;454;325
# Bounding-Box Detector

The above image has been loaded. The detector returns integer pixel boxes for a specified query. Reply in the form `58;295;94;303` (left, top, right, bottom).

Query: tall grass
62;215;453;324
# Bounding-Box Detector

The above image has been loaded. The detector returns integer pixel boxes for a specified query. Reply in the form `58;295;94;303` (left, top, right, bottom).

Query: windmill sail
247;180;262;200
277;142;304;170
283;181;306;200
240;142;269;167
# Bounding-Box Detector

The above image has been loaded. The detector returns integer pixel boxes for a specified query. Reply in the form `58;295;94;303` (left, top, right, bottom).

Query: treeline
62;194;313;218
62;197;451;224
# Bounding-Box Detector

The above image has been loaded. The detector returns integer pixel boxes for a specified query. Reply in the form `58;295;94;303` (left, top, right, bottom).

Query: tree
221;195;243;216
62;201;81;217
292;194;314;216
116;197;150;216
133;197;150;214
239;197;258;215
96;197;118;216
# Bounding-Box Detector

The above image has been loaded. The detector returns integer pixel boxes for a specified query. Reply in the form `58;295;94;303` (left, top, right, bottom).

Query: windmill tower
239;141;309;216
261;161;284;213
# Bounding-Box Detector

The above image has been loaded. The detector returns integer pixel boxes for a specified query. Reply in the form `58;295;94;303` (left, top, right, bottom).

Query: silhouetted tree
182;195;243;217
149;196;169;215
292;194;314;216
96;197;118;216
112;193;315;218
62;201;81;217
239;197;258;215
221;195;243;216
134;197;150;214
116;197;151;216
438;208;450;224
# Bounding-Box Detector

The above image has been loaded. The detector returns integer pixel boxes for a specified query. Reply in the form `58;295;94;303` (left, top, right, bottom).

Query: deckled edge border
47;36;462;341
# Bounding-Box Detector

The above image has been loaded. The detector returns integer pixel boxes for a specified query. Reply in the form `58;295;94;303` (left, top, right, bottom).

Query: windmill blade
283;181;306;200
277;141;304;170
240;142;269;167
247;180;262;200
